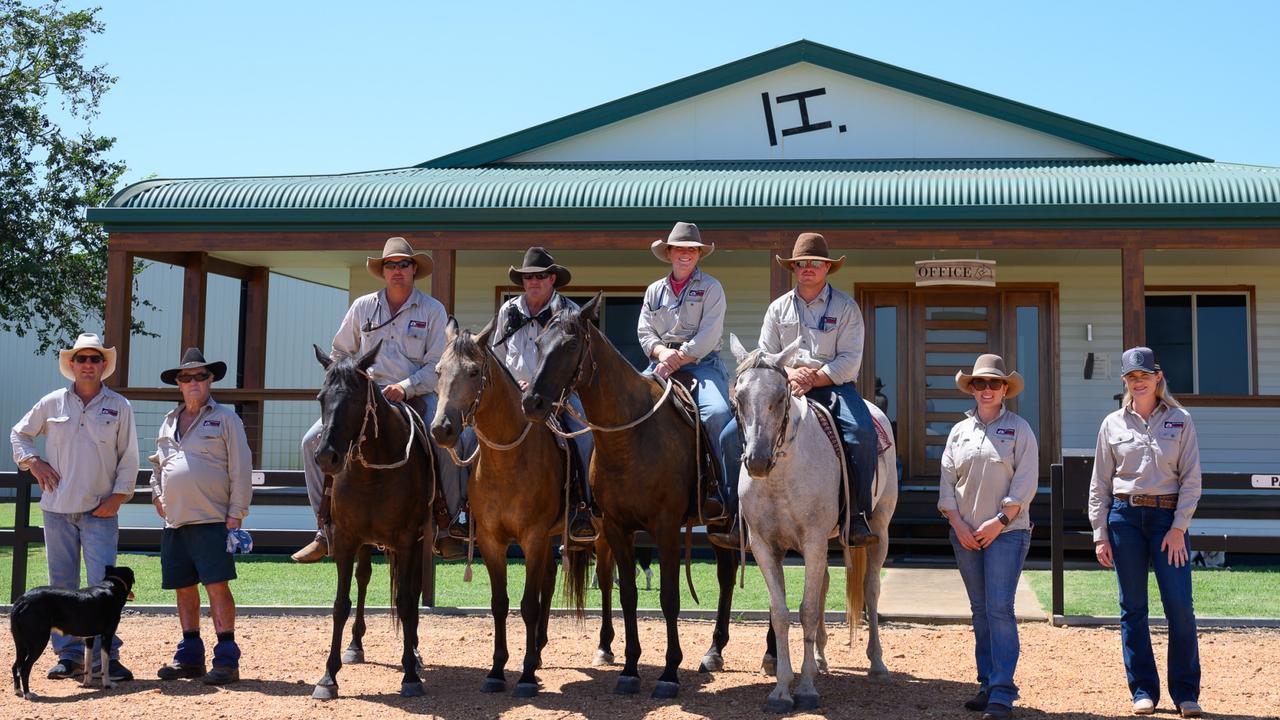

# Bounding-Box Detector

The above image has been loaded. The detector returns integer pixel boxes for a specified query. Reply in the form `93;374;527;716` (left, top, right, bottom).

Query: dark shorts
161;522;237;590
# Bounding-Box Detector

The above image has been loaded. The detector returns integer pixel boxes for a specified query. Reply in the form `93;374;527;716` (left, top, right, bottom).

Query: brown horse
429;319;604;698
310;341;434;699
521;293;742;699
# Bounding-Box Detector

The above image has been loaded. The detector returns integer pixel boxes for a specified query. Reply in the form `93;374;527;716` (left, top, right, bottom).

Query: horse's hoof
794;692;820;711
481;677;506;693
698;652;724;673
765;697;794;713
869;667;891;682
651;680;679;700
399;681;426;698
761;655;777;676
613;675;641;695
513;682;539;699
312;683;338;700
341;648;365;664
816;657;829;674
592;649;614;667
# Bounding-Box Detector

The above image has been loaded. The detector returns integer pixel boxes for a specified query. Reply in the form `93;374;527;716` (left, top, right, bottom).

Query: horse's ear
446;316;459;344
580;291;603;326
356;339;382;372
313;344;332;370
729;333;750;365
476;316;496;347
769;336;804;369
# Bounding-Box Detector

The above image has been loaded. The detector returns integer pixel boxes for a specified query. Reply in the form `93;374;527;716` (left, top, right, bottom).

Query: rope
353;375;416;470
549;374;675;438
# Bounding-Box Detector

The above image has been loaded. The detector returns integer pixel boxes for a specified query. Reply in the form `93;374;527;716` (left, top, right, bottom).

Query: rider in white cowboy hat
639;221;738;525
10;332;140;682
295;237;473;562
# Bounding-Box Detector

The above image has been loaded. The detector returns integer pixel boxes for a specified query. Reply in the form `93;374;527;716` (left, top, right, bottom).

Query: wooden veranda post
769;242;792;301
1121;246;1146;349
240;267;270;466
182;252;208;352
431;248;456;314
103;248;134;388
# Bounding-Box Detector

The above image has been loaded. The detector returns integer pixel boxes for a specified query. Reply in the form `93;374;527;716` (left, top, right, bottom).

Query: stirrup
448;509;472;541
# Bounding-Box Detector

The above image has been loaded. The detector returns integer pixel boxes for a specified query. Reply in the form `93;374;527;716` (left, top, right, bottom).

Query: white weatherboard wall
510;63;1112;163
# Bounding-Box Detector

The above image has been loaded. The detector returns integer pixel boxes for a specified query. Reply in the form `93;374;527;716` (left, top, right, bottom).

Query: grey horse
729;334;899;713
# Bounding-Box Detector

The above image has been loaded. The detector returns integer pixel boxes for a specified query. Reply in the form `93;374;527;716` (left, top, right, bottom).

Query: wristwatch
995;511;1011;527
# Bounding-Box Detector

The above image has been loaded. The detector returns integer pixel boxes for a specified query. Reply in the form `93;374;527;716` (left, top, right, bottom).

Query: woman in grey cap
637;221;737;523
1088;347;1202;718
938;354;1039;720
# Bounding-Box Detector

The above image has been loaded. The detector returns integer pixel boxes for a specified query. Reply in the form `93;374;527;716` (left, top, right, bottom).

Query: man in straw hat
10;332;140;681
759;233;878;546
491;246;596;543
294;237;471;562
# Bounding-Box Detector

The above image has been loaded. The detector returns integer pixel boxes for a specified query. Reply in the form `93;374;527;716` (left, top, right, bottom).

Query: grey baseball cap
1120;346;1160;375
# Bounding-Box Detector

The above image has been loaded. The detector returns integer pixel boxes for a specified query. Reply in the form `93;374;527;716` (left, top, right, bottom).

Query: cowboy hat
955;353;1024;398
365;236;434;280
508;246;572;288
651;221;715;262
776;232;846;273
58;333;117;382
160;347;228;386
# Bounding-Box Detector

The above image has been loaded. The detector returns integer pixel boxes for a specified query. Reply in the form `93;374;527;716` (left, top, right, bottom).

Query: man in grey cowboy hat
759;233;879;546
295;236;472;562
150;347;252;685
489;246;596;543
10;332;140;682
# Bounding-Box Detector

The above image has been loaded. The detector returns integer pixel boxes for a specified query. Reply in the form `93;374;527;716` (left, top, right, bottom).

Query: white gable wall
510;63;1114;163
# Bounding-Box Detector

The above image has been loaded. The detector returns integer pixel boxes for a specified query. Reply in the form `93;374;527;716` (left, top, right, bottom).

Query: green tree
1;1;146;354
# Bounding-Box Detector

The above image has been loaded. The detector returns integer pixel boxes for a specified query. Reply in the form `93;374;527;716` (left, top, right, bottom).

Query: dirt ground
1;612;1276;720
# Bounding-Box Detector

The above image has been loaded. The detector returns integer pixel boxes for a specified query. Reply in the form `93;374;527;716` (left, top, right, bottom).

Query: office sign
915;259;997;287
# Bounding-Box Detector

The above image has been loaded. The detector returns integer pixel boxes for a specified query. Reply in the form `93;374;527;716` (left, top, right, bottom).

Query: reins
546;325;677;438
443;345;535;468
351;371;417;471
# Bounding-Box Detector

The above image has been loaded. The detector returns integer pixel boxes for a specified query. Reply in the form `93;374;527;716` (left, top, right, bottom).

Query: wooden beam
1121;246;1145;349
240;267;270;466
181;252;208;352
103;248;133;388
430;248;456;314
769;243;791;300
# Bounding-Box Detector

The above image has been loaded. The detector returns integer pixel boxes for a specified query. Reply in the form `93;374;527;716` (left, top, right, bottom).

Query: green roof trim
419;40;1210;167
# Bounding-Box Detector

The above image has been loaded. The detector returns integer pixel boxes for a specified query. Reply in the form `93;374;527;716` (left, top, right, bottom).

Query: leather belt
1115;493;1178;509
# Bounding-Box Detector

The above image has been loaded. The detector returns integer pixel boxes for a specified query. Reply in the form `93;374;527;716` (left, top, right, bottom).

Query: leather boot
843;512;878;548
700;481;728;524
706;514;743;550
448;504;473;541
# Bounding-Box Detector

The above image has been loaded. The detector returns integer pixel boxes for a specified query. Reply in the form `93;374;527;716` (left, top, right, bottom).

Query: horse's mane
449;327;519;388
735;348;779;375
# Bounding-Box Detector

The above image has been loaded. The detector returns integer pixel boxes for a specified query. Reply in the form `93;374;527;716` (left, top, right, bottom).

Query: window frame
1144;285;1258;397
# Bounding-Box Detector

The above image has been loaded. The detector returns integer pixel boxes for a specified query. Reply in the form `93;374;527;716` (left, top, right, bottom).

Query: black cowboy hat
508;246;571;288
160;347;228;386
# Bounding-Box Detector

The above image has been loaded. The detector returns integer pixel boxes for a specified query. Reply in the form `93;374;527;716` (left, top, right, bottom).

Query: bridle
443;342;534;467
320;366;416;472
730;357;793;472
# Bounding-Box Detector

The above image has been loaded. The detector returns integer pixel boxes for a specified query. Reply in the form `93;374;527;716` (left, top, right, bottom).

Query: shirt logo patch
1163;421;1184;429
408;320;427;329
995;427;1016;437
201;420;221;428
99;407;119;417
688;289;705;298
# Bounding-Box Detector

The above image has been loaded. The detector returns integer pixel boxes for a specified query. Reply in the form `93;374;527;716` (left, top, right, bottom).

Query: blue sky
83;1;1280;185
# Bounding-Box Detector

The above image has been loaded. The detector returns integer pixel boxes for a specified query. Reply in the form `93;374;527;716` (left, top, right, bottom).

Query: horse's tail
561;545;591;619
843;545;867;644
386;548;402;633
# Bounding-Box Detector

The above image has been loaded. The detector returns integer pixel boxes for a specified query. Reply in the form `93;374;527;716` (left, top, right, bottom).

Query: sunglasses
382;259;415;270
521;272;552;281
970;378;1006;391
72;354;104;364
175;372;212;384
792;260;829;269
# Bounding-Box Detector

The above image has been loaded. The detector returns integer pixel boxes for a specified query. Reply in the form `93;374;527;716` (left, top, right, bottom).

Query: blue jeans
1108;499;1200;706
43;510;124;663
951;528;1030;708
804;382;876;517
644;353;742;512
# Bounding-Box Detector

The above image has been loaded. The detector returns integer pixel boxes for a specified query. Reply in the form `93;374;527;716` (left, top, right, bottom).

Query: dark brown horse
429;319;605;698
310;341;434;699
521;294;742;699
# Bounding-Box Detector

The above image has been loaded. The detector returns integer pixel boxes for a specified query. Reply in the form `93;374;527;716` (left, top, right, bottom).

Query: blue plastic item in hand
226;528;253;554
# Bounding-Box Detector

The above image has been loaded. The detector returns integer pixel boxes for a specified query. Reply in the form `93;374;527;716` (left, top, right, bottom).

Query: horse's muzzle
430;415;459;448
315;446;345;475
521;392;552;421
744;454;774;479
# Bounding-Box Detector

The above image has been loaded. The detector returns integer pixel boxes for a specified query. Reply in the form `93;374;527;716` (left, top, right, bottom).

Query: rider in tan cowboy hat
954;354;1025;398
364;236;433;280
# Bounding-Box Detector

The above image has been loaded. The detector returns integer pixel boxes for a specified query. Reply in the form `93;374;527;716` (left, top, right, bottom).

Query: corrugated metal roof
106;161;1280;212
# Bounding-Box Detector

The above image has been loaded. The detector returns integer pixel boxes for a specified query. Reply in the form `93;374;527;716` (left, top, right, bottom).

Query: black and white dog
10;565;136;699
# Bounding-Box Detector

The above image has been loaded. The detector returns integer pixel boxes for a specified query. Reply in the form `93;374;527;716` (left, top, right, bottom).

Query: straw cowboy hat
955;354;1024;398
651;221;715;262
776;232;846;273
58;333;117;381
365;237;434;280
508;246;572;288
160;347;228;386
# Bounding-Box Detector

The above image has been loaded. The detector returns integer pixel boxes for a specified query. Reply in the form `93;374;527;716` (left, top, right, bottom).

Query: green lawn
0;501;43;528
1024;567;1280;618
1;548;865;611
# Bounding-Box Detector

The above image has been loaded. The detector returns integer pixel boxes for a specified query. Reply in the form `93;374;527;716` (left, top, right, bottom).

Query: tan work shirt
10;386;140;514
150;399;253;528
637;269;727;360
759;284;865;385
493;292;578;387
1088;402;1202;541
332;288;448;399
938;407;1039;533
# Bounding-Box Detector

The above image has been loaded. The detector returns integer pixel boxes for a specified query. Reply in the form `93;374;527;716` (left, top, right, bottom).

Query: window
1145;291;1252;395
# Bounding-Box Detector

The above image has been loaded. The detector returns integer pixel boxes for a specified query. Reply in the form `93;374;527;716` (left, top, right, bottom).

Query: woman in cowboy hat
938;354;1039;720
1088;348;1203;718
638;221;738;524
